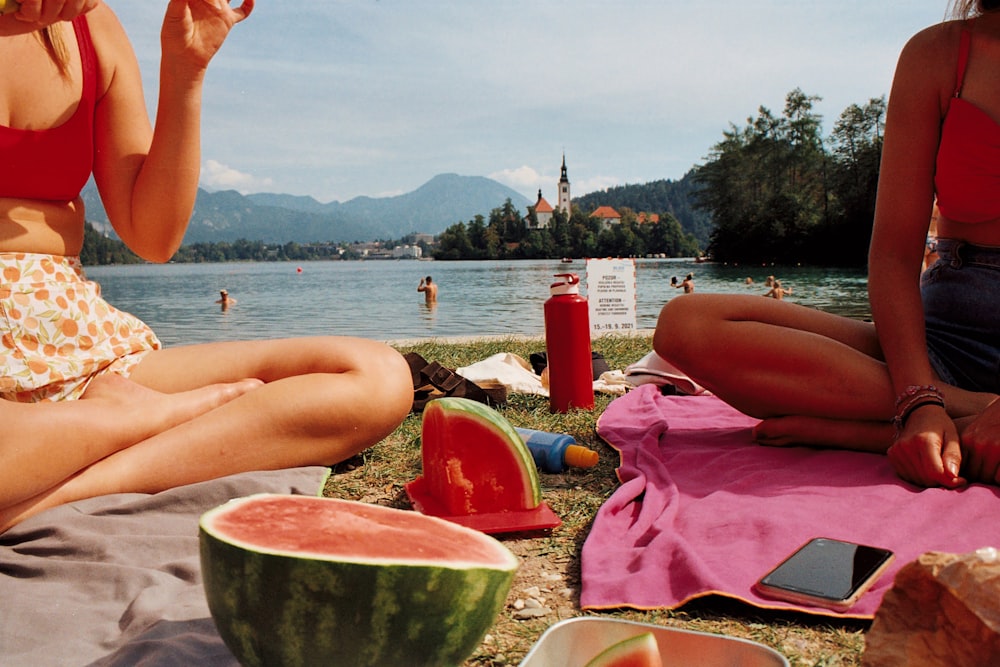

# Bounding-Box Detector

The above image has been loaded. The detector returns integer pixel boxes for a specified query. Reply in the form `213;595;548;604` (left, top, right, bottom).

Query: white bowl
519;617;790;667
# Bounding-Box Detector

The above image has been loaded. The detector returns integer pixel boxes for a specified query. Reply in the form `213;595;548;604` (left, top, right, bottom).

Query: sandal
404;353;508;412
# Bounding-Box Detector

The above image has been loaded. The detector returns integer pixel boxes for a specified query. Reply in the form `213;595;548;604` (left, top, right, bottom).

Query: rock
512;607;551;620
863;547;1000;667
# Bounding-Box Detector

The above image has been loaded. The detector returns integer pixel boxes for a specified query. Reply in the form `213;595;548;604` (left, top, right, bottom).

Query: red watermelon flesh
205;493;512;566
419;397;542;516
584;632;662;667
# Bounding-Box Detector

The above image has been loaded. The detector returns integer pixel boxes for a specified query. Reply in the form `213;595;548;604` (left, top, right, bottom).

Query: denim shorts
921;238;1000;392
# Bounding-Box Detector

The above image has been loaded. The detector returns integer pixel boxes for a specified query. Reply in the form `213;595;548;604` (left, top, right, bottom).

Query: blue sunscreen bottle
515;428;599;474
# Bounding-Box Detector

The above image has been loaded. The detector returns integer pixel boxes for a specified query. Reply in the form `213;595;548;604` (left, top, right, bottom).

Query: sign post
585;258;637;338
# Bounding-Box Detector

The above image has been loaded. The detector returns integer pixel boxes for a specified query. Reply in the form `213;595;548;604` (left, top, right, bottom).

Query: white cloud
200;160;274;194
489;166;546;199
574;176;626;198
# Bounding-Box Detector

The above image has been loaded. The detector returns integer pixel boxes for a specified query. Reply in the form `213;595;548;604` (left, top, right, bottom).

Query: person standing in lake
763;279;792;300
418;275;438;305
0;1;411;532
215;289;237;310
672;273;695;293
654;0;1000;489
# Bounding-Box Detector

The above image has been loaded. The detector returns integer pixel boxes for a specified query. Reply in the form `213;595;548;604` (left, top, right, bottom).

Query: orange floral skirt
0;253;161;402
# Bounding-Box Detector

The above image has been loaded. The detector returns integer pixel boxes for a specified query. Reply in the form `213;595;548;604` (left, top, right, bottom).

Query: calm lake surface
85;259;869;347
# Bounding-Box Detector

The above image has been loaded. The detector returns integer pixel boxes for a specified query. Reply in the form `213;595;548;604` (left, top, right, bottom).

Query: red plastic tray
405;476;562;535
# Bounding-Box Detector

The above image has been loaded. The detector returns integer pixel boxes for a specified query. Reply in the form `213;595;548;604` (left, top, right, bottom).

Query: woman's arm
91;0;253;263
868;23;964;487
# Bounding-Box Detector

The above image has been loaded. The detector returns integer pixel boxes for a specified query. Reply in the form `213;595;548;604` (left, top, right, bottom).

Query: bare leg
0;337;411;531
654;294;995;451
0;374;261;508
753;416;895;453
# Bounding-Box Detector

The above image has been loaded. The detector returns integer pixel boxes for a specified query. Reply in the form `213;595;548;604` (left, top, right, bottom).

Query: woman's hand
887;404;966;488
161;0;254;74
958;397;1000;484
0;0;100;35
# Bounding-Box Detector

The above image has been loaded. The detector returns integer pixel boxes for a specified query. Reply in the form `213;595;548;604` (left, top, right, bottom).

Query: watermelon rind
423;397;542;509
584;631;662;667
199;494;517;667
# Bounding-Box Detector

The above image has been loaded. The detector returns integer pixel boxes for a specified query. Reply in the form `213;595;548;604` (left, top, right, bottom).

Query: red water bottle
544;273;594;412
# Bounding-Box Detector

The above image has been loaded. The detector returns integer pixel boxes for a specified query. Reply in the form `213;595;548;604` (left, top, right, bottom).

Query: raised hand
161;0;254;72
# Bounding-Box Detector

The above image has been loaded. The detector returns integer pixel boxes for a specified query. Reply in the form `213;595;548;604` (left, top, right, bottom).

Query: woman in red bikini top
652;0;1000;493
870;0;1000;487
0;1;414;533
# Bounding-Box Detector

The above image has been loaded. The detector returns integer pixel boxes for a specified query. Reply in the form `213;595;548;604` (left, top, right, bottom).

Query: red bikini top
935;26;1000;223
0;16;97;202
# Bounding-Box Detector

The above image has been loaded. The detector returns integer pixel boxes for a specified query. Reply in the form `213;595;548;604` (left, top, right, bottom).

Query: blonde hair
41;24;71;74
949;0;1000;18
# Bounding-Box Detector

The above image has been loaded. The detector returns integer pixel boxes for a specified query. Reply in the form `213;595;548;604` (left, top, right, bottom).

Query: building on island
557;154;571;217
527;155;572;230
529;191;555;230
591;205;621;230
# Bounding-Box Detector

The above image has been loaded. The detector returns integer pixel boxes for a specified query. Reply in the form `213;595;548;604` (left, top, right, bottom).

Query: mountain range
81;173;532;245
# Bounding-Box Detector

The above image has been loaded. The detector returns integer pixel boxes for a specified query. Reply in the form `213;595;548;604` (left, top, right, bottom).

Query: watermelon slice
584;632;663;667
405;397;560;533
200;494;518;667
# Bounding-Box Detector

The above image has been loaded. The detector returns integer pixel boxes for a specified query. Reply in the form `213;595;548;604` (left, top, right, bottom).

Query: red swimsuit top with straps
935;26;1000;224
0;16;97;203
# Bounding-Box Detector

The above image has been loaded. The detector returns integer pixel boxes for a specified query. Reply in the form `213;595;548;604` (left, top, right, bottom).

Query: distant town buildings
391;245;422;259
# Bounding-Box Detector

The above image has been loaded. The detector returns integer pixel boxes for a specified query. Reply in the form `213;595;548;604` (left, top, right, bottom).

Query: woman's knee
654;295;715;362
350;342;413;427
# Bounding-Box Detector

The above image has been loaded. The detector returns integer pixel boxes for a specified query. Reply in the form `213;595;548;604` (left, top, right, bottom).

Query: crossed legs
0;336;412;531
653;294;989;453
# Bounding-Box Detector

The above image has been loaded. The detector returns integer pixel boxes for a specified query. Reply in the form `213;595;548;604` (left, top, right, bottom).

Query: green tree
697;87;878;266
434;222;475;260
823;97;886;265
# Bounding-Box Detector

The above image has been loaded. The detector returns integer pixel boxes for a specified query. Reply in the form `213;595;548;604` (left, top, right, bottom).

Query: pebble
512;606;551;620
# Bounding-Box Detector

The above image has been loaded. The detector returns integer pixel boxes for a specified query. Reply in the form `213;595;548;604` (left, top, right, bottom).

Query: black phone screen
759;538;894;601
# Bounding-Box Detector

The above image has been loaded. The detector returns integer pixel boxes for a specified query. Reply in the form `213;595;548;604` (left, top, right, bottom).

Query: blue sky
105;1;945;204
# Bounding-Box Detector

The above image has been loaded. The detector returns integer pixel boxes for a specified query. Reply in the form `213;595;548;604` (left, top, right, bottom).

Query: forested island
82;88;884;268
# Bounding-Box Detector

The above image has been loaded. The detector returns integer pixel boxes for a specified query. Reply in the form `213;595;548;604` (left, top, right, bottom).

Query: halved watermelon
200;494;517;667
417;397;542;515
584;631;662;667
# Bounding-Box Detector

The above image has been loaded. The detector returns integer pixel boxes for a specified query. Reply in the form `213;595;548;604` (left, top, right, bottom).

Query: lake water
84;259;870;347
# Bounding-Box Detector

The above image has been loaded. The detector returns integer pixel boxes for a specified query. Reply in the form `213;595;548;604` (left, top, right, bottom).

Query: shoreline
384;329;655;347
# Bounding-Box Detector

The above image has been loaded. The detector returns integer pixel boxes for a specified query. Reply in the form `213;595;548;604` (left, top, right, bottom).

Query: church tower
557;154;571;217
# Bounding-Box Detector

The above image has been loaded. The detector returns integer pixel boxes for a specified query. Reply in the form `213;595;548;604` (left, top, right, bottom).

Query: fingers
888;410;966;489
232;0;253;22
11;0;99;25
958;424;1000;485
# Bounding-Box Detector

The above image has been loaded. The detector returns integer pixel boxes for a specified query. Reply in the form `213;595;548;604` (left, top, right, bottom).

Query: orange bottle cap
564;444;599;469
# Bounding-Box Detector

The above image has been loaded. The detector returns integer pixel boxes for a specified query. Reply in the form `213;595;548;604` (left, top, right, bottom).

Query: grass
321;334;869;666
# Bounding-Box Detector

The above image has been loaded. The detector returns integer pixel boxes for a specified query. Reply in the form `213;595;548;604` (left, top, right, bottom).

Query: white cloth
457;352;629;397
624;350;709;395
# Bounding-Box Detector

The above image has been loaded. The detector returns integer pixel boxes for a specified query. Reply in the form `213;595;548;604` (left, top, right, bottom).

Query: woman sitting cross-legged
0;1;412;532
654;0;1000;490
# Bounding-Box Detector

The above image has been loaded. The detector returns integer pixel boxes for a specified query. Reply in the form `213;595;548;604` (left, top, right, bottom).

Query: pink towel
580;385;1000;618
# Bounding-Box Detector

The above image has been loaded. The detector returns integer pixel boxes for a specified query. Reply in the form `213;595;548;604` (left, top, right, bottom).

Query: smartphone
753;537;895;612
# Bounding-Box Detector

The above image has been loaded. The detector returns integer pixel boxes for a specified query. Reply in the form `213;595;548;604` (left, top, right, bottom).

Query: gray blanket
0;467;330;667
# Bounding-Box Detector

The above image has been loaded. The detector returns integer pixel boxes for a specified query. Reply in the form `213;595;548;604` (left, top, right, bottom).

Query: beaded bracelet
892;384;945;435
894;384;941;410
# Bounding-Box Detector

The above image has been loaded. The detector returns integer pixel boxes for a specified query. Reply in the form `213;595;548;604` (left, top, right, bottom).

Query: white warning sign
586;258;637;337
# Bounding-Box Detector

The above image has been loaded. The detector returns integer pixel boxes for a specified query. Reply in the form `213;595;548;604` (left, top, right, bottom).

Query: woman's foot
753;415;894;453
